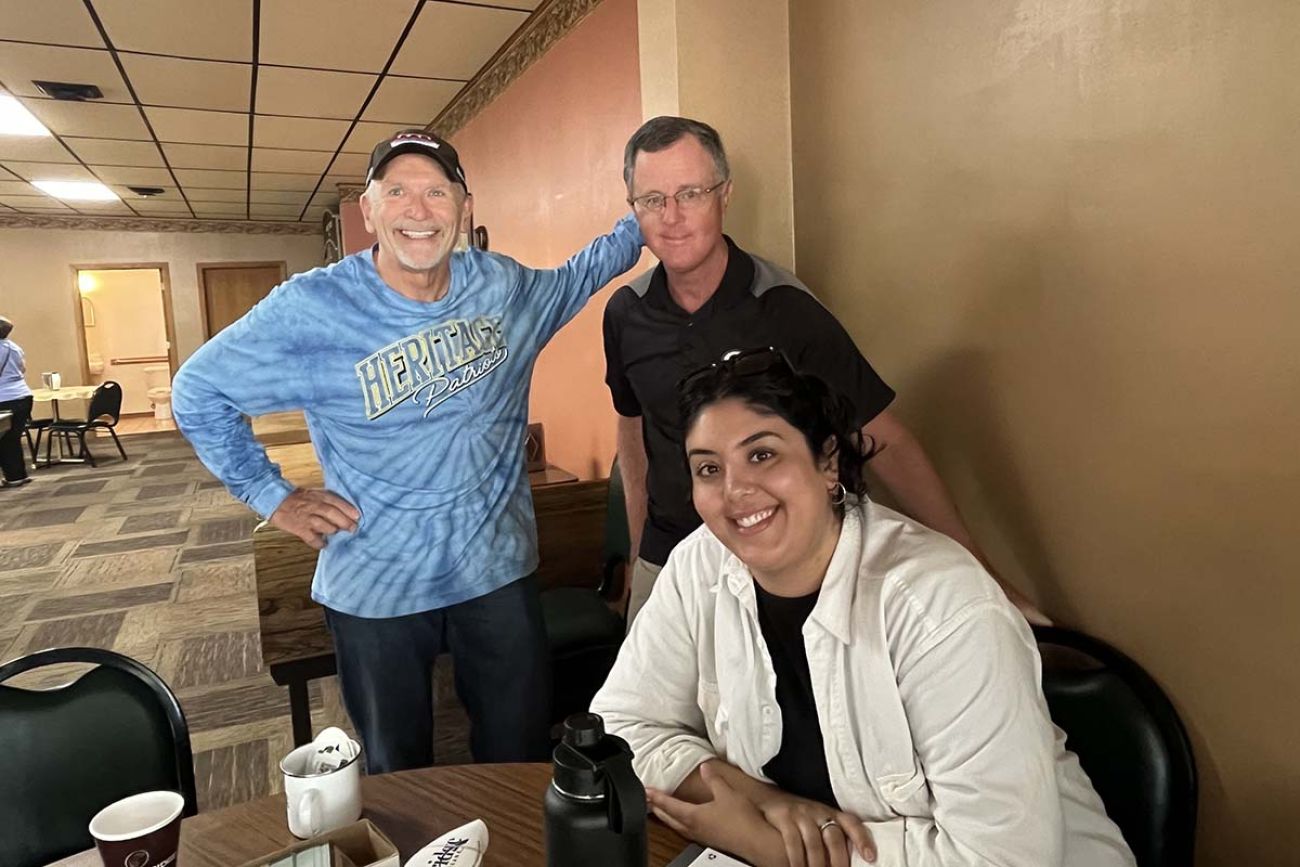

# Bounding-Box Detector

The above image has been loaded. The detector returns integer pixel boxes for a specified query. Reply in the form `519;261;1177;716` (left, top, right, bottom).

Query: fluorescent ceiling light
0;94;51;136
32;180;120;201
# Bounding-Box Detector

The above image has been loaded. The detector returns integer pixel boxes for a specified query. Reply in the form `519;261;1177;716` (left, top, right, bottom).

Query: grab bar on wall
109;355;169;365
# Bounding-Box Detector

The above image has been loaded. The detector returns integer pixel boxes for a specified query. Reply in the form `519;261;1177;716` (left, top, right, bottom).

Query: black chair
46;380;127;467
1034;626;1197;867
542;458;631;728
0;647;198;867
24;416;52;463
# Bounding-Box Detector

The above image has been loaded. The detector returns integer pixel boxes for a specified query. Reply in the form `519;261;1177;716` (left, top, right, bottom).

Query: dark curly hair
678;354;869;512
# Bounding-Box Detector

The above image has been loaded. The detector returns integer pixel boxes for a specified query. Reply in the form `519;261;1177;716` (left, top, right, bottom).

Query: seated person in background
591;349;1135;867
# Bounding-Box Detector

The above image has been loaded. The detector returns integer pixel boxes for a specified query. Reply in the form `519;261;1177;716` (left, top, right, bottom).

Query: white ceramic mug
279;741;363;838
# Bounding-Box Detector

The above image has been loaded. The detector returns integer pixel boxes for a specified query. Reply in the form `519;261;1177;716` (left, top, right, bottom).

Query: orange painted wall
451;0;647;480
339;200;376;255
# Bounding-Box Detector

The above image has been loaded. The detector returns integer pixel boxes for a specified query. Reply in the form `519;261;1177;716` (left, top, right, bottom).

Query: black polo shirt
602;237;895;565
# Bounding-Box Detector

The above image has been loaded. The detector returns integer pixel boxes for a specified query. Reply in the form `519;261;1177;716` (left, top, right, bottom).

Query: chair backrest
1034;626;1196;867
0;647;198;867
86;380;123;424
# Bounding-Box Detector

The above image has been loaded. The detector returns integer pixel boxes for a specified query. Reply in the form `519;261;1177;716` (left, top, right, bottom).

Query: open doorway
73;264;179;434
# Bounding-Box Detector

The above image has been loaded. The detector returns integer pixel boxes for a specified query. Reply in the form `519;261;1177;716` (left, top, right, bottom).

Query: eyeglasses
628;179;729;215
678;347;794;392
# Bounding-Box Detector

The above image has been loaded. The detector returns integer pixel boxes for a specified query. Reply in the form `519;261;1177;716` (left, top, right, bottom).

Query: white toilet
144;364;173;421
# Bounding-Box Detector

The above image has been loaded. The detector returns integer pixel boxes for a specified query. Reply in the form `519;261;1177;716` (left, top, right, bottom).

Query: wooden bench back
253;478;611;669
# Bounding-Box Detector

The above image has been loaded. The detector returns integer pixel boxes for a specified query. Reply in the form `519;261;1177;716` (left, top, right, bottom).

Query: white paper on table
682;849;751;866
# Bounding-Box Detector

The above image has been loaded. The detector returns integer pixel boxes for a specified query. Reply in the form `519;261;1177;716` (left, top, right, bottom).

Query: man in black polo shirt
603;116;1046;626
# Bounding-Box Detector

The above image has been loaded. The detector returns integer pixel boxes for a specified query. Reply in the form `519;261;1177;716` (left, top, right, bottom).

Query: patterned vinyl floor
0;432;471;812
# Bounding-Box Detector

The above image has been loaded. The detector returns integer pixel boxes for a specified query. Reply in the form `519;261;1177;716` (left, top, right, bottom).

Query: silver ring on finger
818;818;838;833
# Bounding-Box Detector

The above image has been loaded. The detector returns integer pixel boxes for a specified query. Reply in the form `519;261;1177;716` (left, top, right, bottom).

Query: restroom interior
77;267;173;418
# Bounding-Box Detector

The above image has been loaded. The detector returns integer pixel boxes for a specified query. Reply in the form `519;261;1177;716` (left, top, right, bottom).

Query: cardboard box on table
237;819;399;867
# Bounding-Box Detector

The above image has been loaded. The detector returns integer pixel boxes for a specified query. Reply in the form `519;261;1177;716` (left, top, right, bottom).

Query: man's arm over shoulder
517;212;645;341
172;280;315;518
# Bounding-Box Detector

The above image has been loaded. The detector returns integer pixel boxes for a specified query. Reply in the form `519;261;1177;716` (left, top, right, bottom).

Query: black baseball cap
365;128;468;190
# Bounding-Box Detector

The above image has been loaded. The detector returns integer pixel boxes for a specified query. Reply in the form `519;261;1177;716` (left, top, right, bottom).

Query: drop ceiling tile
172;168;246;189
75;200;135;213
250;171;323;191
260;0;418;73
23;99;151;140
191;202;247;216
0;136;77;163
161;142;247;171
341;121;405;154
131;200;194;215
250;148;333;175
64;138;165;167
12;206;77;213
250;215;298;222
0;43;129;101
249;203;305;217
186;188;246;203
96;0;253;62
253;115;351;150
249;189;309;205
1;160;94;181
362;76;459;125
392;3;527;80
326;152;369;176
89;165;174;185
146;107;247;146
309;191;341;206
0;194;66;207
122;54;251;112
0;0;104;46
0;180;38;194
256;66;374;120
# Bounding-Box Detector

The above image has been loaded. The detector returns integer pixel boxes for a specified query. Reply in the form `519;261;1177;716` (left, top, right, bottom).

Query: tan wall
451;0;646;480
0;228;322;389
638;0;795;270
789;1;1299;863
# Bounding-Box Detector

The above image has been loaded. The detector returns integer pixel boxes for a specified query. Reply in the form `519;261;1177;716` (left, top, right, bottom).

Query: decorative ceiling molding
337;183;366;203
0;212;321;236
431;0;606;138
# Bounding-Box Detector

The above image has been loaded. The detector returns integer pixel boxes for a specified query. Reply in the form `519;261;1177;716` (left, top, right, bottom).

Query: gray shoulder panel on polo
750;253;814;298
627;267;655;298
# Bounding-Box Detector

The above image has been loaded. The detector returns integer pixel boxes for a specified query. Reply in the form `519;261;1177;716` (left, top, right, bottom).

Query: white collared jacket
591;501;1136;866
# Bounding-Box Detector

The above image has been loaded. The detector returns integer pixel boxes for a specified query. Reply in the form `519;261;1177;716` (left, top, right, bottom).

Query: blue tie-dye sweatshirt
173;215;642;618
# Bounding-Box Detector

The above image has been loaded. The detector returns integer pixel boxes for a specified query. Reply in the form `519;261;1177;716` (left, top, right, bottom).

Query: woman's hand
647;763;789;867
748;786;876;867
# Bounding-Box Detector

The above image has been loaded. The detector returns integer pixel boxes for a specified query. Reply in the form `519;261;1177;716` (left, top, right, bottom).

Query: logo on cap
390;132;440;149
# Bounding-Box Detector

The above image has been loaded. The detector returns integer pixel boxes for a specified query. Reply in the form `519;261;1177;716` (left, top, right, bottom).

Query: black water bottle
544;712;648;867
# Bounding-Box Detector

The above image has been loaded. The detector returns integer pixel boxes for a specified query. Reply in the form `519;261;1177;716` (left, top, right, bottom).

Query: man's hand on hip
270;488;361;550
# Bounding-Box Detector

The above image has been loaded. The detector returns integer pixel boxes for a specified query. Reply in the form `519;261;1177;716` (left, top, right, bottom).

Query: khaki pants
625;557;664;631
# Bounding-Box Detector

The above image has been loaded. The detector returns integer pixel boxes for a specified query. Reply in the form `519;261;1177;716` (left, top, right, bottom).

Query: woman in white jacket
590;348;1134;867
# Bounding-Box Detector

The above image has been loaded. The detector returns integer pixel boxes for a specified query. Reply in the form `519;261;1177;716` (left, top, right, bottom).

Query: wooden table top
173;763;686;866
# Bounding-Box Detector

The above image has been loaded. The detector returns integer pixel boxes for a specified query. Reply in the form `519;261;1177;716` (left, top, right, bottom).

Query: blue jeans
324;574;552;774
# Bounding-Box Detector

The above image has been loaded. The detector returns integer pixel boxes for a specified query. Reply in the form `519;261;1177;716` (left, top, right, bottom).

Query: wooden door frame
69;263;179;384
196;261;288;341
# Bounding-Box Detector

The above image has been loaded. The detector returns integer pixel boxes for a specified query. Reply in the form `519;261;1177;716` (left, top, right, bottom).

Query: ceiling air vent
32;81;103;101
126;187;166;197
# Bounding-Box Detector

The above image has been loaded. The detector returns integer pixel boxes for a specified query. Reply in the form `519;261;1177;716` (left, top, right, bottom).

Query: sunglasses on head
678;346;795;392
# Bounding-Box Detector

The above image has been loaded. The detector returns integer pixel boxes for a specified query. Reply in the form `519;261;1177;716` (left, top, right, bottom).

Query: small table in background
29;386;98;467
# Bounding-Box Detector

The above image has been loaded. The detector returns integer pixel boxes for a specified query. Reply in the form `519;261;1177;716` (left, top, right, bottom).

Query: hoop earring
829;482;847;506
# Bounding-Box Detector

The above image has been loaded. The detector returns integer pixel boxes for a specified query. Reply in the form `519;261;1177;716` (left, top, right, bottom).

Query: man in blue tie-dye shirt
173;130;643;772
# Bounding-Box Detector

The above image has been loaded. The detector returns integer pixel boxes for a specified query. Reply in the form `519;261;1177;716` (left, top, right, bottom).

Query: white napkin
307;726;360;774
